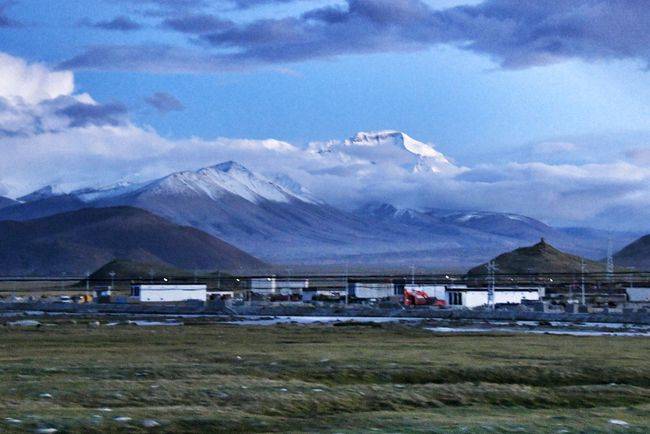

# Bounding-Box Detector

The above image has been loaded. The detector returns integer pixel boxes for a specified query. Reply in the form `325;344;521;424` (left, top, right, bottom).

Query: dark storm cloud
110;0;302;11
0;1;19;27
201;0;650;67
145;92;185;113
87;15;143;31
65;0;650;73
56;102;128;127
440;0;650;68
109;0;208;10
58;44;235;73
162;14;233;34
106;0;305;14
0;12;10;27
228;0;307;9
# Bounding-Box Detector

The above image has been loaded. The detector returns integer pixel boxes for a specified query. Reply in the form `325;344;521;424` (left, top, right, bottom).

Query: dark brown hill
0;196;17;210
0;206;267;276
614;235;650;270
468;238;605;275
88;259;191;281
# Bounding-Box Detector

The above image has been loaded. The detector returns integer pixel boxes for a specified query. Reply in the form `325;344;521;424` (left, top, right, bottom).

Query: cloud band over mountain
2;50;650;230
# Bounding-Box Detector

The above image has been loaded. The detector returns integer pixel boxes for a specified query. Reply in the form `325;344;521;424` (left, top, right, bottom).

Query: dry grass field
1;318;649;433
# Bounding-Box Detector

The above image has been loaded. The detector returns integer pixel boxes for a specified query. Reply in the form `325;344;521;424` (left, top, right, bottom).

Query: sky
1;0;650;230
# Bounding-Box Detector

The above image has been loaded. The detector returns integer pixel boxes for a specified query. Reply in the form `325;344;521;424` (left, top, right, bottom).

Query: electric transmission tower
580;259;586;306
486;261;498;309
606;237;614;289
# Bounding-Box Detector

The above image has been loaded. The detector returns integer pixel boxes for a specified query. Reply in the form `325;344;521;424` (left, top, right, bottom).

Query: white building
445;286;542;309
627;287;650;302
130;284;207;303
351;283;396;299
249;277;309;295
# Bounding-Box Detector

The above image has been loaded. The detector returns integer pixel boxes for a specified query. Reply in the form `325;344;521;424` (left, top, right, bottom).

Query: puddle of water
425;326;650;337
127;320;183;327
225;316;420;325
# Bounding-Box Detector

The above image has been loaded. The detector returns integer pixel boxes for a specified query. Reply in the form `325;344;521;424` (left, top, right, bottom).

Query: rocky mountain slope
468;238;605;275
613;235;650;270
88;259;191;281
0;206;267;275
0;196;17;210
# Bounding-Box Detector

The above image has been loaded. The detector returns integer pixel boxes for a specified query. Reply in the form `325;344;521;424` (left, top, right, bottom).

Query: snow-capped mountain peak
146;161;318;205
346;130;450;162
358;202;429;221
210;160;251;174
442;211;538;225
346;131;446;160
314;130;459;174
17;185;65;202
358;202;399;218
271;173;322;204
72;181;145;203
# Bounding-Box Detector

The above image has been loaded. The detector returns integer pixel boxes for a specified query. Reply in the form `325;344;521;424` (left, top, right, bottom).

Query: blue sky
1;0;650;229
2;0;649;157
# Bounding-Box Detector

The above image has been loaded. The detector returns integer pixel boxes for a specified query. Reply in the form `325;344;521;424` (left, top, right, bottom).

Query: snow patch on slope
141;161;318;205
313;130;459;174
17;185;66;202
73;181;146;202
346;130;449;162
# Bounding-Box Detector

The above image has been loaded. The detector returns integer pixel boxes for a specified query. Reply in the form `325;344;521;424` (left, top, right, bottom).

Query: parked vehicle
403;288;446;307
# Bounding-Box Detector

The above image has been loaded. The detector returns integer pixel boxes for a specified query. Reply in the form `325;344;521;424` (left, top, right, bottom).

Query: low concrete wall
231;303;650;324
0;301;221;316
1;301;650;324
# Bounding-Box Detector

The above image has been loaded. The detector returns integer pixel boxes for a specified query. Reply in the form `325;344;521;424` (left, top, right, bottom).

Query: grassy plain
0;319;649;433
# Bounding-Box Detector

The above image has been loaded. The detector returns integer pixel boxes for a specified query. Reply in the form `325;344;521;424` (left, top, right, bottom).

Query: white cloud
532;141;578;155
0;52;74;104
1;51;650;230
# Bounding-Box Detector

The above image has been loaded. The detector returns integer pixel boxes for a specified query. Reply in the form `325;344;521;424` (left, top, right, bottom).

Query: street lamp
109;271;116;289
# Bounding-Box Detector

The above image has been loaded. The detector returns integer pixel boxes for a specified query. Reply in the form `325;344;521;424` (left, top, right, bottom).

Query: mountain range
0;196;17;210
613;235;650;270
0;207;266;275
0;131;644;271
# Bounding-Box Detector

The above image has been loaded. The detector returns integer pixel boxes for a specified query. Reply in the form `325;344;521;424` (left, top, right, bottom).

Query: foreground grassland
1;320;650;433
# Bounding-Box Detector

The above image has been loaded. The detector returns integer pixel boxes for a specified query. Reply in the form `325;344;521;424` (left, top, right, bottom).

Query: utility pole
606;237;614;284
85;271;90;295
344;263;349;305
109;271;116;289
286;268;292;298
410;265;415;285
486;261;497;309
580;259;586;306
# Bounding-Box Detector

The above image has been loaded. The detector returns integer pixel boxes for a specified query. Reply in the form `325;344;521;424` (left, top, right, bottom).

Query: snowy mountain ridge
314;130;459;174
73;181;146;203
346;130;450;162
67;161;318;206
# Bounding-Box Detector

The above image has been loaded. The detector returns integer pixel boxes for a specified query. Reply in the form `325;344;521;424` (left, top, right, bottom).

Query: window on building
447;292;463;305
